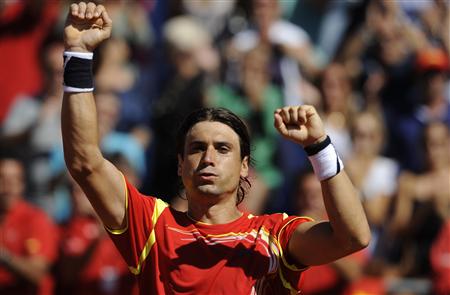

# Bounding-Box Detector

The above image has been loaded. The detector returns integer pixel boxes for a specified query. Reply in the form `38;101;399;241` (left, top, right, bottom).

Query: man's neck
186;196;243;225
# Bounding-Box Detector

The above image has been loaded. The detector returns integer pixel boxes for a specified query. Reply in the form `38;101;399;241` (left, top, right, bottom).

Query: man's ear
240;156;249;178
177;154;183;176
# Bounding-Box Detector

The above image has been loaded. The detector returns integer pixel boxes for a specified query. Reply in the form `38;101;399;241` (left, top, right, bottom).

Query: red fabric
342;276;385;295
107;179;312;294
430;219;450;295
0;0;59;124
0;200;59;295
300;249;370;294
59;216;137;295
301;264;341;294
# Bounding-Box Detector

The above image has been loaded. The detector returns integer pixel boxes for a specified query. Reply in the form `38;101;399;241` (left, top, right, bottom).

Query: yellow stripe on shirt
129;198;168;275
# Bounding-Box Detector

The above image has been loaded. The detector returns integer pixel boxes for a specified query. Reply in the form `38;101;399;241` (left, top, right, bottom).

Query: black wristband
304;136;331;156
63;52;94;92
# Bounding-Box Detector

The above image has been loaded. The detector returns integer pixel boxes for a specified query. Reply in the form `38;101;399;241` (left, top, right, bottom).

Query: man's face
0;159;25;210
178;121;248;201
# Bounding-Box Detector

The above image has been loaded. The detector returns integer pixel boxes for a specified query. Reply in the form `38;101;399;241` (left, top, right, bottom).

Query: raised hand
274;105;326;147
64;2;112;52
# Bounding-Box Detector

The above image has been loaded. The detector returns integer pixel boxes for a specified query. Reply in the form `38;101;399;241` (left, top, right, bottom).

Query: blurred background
0;0;449;294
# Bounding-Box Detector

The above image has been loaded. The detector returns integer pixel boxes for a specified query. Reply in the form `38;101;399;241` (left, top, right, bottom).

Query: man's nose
202;146;216;165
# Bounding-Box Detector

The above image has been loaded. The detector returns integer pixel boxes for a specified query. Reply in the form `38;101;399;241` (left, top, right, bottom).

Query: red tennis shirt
107;178;311;294
0;200;59;295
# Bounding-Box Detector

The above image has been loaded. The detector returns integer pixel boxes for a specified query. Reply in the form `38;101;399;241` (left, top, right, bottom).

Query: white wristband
305;136;344;181
63;51;94;59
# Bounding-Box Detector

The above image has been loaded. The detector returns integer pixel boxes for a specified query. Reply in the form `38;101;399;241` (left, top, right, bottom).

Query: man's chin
195;185;220;197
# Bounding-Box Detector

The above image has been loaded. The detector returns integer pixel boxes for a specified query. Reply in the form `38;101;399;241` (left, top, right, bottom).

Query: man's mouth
197;172;217;180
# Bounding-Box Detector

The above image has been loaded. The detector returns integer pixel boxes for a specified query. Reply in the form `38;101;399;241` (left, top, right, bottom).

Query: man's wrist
304;135;330;156
305;135;344;181
64;44;92;53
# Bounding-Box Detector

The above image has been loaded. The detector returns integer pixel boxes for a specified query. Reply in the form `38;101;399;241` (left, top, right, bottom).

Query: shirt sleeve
276;214;313;294
106;176;168;274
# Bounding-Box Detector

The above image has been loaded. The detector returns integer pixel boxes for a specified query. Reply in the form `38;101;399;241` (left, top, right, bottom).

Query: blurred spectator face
253;0;279;38
0;159;25;211
351;113;383;157
424;71;447;103
242;46;270;98
321;63;351;112
424;122;449;170
295;173;324;218
95;92;121;137
416;47;449;104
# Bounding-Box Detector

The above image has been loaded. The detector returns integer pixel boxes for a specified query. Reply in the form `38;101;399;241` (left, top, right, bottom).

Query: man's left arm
274;106;371;266
288;171;370;266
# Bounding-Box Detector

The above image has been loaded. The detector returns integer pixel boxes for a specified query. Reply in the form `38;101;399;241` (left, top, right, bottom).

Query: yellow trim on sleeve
275;215;314;294
277;215;313;272
106;173;129;235
129;198;168;275
278;266;301;295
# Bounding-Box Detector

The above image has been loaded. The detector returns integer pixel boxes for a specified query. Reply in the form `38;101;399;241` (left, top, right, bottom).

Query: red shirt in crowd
0;200;59;295
430;219;450;295
107;178;312;294
58;215;137;295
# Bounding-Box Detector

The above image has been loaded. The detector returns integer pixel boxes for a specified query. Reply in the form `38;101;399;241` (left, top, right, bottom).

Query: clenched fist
274;105;327;147
64;2;112;52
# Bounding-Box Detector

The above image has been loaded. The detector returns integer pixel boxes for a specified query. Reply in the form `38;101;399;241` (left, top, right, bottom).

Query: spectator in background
416;0;449;55
230;0;319;106
94;36;154;133
346;112;399;255
55;178;136;295
378;122;449;292
101;0;153;54
318;63;357;161
181;0;236;43
0;0;59;124
0;157;59;295
337;0;427;110
290;0;358;67
207;44;283;214
0;39;64;199
149;15;219;202
390;47;450;172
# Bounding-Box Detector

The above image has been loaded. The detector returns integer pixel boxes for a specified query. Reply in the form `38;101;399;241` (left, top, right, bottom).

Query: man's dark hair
176;107;252;204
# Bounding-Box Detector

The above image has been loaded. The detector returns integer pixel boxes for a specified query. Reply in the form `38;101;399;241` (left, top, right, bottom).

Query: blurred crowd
0;0;449;294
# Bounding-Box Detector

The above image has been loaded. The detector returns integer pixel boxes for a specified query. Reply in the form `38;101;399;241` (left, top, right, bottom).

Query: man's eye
191;147;203;152
218;146;230;153
188;145;204;153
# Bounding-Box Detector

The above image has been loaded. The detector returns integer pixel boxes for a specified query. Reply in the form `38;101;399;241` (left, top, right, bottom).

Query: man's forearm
321;171;371;251
62;91;103;176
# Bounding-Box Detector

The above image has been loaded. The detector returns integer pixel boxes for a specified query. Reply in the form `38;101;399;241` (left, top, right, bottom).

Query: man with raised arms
61;2;370;294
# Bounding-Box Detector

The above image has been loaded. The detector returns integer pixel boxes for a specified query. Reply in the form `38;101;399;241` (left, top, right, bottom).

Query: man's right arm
62;2;126;230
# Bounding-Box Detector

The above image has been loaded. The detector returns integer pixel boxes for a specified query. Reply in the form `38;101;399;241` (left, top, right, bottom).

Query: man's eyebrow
188;140;206;146
214;141;233;147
